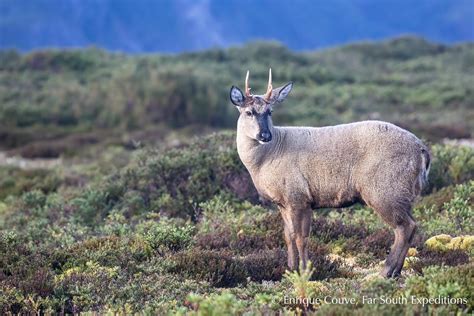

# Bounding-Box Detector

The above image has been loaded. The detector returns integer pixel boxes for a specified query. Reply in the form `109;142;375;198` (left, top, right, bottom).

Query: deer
229;69;431;278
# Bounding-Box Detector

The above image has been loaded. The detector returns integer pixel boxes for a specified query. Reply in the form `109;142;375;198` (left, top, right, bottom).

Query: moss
447;235;474;251
407;247;418;257
425;234;474;253
425;234;452;251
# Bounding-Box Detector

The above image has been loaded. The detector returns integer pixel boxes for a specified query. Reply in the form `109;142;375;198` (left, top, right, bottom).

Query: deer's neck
236;125;283;175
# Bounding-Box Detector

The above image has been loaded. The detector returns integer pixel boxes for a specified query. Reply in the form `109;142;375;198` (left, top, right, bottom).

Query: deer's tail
420;148;431;187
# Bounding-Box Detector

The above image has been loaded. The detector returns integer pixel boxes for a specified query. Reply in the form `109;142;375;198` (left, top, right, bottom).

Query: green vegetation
1;36;473;156
0;132;472;314
0;37;473;314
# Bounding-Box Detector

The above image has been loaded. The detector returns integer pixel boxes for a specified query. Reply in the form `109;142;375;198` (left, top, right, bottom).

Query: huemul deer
230;69;430;278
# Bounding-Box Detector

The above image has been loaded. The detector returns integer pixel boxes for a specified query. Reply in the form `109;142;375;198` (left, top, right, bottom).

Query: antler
245;70;252;96
264;68;273;100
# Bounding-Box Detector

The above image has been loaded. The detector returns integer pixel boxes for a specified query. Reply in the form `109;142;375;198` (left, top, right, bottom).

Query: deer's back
256;121;427;208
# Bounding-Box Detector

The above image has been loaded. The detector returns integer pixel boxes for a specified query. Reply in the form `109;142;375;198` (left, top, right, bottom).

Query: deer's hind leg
371;199;417;278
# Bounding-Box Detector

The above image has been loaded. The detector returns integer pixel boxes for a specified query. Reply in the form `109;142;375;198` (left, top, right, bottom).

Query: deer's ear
275;82;293;103
230;86;245;107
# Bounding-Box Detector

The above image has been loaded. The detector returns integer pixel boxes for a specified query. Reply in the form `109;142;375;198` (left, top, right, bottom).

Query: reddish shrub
170;250;248;287
242;248;287;281
362;229;394;258
312;216;368;243
307;241;342;280
412;249;470;274
195;230;231;250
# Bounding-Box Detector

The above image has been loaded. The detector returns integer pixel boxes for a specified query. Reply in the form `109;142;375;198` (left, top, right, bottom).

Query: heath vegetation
0;37;472;314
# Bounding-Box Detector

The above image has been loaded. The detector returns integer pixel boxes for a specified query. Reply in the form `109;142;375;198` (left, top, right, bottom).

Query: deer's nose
258;131;272;143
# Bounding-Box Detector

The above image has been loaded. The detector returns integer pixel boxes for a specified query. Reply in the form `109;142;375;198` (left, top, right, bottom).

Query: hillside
1;37;473;158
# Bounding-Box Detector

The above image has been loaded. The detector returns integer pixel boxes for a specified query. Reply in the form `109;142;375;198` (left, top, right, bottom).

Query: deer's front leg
296;209;312;269
282;221;298;270
280;206;310;270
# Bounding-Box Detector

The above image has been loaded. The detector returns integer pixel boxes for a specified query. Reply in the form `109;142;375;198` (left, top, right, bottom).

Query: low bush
410;249;470;274
140;219;195;253
405;264;473;312
56;235;151;272
414;181;473;235
241;249;287;282
360;229;394;258
184;292;247;315
427;145;474;192
0;167;61;200
168;250;248;287
69;132;257;225
312;216;368;243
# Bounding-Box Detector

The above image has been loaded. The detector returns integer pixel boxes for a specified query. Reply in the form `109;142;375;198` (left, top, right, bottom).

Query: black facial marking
255;111;272;142
256;112;269;129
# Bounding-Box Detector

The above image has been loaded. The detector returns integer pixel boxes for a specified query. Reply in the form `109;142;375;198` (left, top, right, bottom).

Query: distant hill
0;0;473;52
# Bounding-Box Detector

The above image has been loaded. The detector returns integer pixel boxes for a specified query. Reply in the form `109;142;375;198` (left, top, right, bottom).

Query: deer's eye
245;111;253;117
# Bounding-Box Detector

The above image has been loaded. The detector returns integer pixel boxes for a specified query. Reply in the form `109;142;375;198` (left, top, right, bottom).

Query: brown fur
230;73;431;278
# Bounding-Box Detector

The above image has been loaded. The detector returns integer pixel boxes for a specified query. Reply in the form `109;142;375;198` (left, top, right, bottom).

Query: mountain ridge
1;0;473;53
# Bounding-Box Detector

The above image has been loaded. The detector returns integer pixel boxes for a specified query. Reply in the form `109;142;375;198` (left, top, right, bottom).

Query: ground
0;132;472;315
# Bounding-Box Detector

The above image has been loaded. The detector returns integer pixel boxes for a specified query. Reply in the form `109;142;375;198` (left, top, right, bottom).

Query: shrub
97;132;256;222
307;241;342;280
411;249;469;274
169;250;248;287
21;190;48;209
231;231;283;255
0;231;56;313
361;229;394;258
427;145;474;192
184;292;247;315
195;229;231;251
405;264;473;312
311;216;368;243
283;261;315;311
441;181;473;233
57;235;151;272
242;249;287;282
414;181;473;235
0;167;61;200
416;185;455;211
71;189;110;225
196;228;281;255
252;211;284;243
140;219;195;253
53;261;120;313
